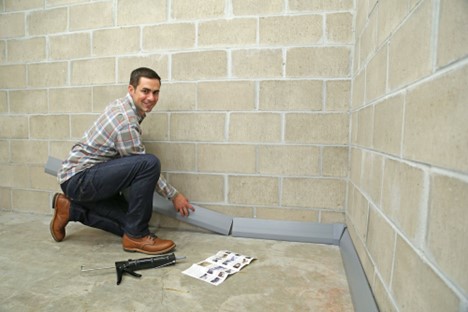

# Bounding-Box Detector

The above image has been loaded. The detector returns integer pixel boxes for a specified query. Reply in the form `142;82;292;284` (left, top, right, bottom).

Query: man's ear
128;84;135;94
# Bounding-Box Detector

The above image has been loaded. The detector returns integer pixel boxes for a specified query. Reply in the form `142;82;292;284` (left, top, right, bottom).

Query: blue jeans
61;154;160;238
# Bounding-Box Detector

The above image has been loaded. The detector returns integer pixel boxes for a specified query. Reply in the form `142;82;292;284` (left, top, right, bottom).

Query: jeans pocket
75;170;98;202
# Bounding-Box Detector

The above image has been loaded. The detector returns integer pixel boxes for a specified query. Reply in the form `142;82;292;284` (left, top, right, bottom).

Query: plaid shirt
58;94;178;199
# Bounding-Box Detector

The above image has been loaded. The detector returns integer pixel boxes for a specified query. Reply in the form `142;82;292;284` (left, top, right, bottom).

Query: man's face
128;77;160;116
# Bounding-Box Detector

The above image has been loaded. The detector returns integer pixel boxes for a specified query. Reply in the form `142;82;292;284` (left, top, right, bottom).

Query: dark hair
129;67;161;88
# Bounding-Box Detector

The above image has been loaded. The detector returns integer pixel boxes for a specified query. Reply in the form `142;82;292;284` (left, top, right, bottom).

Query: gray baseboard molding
44;156;378;311
340;228;379;312
231;217;345;245
152;193;233;236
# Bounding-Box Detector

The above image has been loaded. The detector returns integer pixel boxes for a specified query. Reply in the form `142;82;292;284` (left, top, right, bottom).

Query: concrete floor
0;211;354;312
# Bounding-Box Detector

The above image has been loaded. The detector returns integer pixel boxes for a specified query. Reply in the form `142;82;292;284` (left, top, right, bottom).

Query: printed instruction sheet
182;250;256;286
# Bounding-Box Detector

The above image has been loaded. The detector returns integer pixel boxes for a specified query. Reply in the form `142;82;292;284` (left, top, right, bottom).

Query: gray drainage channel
46;156;379;311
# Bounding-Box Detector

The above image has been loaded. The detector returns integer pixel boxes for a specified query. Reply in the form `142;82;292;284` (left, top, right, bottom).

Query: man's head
128;67;161;116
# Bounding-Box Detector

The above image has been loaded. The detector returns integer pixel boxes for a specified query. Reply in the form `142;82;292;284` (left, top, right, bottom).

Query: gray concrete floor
0;211;354;311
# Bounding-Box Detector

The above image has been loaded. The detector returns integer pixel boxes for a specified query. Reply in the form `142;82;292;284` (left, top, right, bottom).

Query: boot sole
123;243;176;255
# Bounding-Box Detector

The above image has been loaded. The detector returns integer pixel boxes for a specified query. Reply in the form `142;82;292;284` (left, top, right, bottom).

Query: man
51;67;194;255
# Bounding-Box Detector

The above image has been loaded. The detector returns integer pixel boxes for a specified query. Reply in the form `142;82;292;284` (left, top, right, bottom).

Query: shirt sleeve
156;175;179;200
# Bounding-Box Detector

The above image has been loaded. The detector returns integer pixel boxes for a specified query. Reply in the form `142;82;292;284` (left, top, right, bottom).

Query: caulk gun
81;253;186;285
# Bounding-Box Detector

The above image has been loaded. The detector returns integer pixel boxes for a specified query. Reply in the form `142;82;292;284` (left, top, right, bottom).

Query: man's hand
172;193;194;217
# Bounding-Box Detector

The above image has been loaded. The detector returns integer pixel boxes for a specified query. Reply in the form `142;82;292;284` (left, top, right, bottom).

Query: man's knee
140;154;160;174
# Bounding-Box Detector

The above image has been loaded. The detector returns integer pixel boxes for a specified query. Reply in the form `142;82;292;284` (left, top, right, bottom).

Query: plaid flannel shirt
57;94;178;200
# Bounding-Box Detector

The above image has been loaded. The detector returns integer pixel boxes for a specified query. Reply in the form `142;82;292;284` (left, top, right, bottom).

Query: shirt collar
126;93;145;123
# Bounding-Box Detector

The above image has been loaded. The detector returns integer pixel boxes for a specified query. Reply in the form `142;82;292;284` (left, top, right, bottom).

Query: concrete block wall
0;0;353;223
349;0;468;311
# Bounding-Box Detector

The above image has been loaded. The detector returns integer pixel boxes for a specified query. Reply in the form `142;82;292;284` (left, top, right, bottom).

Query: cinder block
28;62;68;87
367;207;396;284
326;13;353;43
168;173;225;202
0;92;5;113
326;80;350;111
0;13;25;39
351;69;365;109
118;55;169;83
373;94;403;156
360;151;383;205
10;165;30;188
156;83;197;111
232;49;283;78
347;183;369;242
10;90;47;113
69;2;114;31
257;145;320;176
232;0;283;15
392;236;460;311
172;0;225;20
140;114;169;141
31;165;61;191
70;114;98;139
282;178;346;209
320;211;346;224
8;38;46;63
198;81;255;111
30;115;70;140
0;65;26;88
49;88;93;113
256;207;319;222
350;148;362;186
229;113;281;143
143;24;195;51
381;159;425;241
199;19;257;47
50;141;75;160
323;146;348;177
437;0;468;67
377;0;409;45
285;113;349;144
93;27;140;56
5;0;43;11
12;189;49;214
228;176;279;205
172;51;227;80
289;0;353;11
356;105;373;148
359;11;377;66
388;0;432;90
0;41;5;63
427;174;468;294
287;47;350;77
71;58;115;85
93;85;128;112
170;113;225;142
117;0;166;26
28;8;67;35
0;116;28;139
11;140;48;164
0;165;13;187
0;188;11;210
366;46;387;103
49;33;91;60
0;140;9;162
197;144;256;173
145;142;196;171
404;65;468;172
259;15;322;45
259;80;322;111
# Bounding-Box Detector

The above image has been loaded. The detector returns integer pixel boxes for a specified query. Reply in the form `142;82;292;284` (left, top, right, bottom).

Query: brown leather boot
122;233;176;255
50;193;70;242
